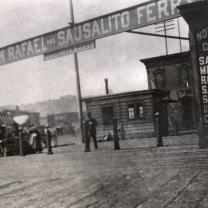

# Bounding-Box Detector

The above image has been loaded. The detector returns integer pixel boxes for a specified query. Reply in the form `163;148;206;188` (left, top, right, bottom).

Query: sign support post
69;0;84;143
178;1;208;148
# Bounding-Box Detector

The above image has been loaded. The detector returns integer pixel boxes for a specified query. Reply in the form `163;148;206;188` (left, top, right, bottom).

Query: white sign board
13;115;29;125
44;40;95;61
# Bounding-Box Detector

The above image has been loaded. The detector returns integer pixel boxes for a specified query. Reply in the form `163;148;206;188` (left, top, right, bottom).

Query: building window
102;106;113;125
180;66;190;88
154;69;165;89
128;104;135;119
138;105;144;118
128;103;144;120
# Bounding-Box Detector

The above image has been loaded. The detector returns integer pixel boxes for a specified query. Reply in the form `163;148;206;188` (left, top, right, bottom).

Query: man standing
46;126;53;155
84;112;98;152
34;128;42;153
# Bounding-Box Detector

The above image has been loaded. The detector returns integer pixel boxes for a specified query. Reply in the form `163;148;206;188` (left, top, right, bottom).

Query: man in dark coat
84;112;98;152
46;126;53;154
34;129;42;153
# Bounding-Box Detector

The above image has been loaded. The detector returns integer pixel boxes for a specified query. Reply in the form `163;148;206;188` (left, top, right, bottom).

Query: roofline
140;51;190;64
82;89;169;102
47;112;78;117
178;1;208;11
2;109;39;114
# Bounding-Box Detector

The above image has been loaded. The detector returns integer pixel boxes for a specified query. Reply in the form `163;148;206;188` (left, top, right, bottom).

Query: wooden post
155;112;163;147
175;121;178;136
19;127;24;156
69;0;84;143
164;21;168;55
177;17;183;53
46;128;53;155
178;1;208;148
113;119;120;150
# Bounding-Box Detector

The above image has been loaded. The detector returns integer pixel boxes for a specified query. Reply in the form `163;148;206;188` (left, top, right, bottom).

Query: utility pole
177;17;183;53
163;21;168;55
69;0;84;142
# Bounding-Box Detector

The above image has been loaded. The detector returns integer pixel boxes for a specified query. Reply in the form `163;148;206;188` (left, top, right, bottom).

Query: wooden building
83;51;196;140
0;112;15;126
141;51;196;134
83;89;169;140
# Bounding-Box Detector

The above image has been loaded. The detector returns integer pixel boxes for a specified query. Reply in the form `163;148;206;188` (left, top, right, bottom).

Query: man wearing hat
84;112;98;152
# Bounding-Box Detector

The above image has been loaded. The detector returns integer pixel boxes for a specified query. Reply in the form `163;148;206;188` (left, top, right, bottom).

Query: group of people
0;124;59;156
0;112;99;155
25;125;59;153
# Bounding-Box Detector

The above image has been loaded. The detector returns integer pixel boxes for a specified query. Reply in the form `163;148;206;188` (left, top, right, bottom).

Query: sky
0;0;190;106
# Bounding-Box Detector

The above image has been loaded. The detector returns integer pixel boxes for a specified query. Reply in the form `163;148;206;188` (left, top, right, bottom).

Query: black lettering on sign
197;22;208;126
204;105;208;113
204;114;208;123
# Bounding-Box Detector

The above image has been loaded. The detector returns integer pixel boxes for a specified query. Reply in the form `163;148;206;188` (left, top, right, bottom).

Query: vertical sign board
197;28;208;127
179;1;208;147
0;0;202;66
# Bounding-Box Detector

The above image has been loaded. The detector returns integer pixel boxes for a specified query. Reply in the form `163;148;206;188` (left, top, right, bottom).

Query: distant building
3;106;40;126
83;89;169;140
28;112;40;127
39;117;48;126
47;112;79;134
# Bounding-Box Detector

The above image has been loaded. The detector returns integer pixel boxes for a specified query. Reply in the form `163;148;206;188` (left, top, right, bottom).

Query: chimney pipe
104;78;109;95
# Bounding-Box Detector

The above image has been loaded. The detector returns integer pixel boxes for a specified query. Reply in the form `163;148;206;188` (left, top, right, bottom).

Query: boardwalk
0;134;208;208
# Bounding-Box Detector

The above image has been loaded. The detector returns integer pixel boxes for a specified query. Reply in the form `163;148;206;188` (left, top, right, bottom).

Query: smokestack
104;78;109;95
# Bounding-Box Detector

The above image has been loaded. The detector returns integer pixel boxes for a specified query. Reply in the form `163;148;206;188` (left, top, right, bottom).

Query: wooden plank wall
148;64;184;128
146;55;196;132
86;94;155;140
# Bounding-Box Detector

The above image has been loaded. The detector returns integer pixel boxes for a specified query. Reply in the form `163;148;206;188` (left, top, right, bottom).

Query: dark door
159;102;168;136
154;96;168;136
181;97;194;130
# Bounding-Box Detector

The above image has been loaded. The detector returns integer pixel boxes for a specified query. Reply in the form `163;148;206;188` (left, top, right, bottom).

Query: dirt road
0;135;208;208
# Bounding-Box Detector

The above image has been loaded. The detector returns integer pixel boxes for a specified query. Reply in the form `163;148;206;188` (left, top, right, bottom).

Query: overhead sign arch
0;0;200;66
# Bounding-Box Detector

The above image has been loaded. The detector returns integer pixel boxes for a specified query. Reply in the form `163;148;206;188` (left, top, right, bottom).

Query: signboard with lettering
44;40;95;61
0;0;201;65
178;1;208;147
196;28;208;127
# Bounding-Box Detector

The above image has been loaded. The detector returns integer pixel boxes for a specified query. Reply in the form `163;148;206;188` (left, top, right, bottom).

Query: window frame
153;68;166;89
127;101;145;121
179;65;190;89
